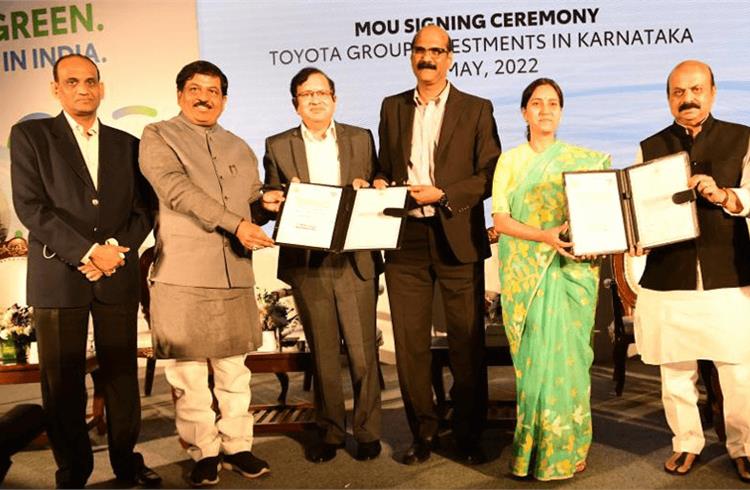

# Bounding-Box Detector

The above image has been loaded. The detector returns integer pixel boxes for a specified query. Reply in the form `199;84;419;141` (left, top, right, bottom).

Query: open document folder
563;151;699;256
272;182;409;252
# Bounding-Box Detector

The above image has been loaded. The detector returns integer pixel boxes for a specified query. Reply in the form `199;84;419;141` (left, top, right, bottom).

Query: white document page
274;182;342;249
343;187;408;250
627;153;698;248
565;171;629;255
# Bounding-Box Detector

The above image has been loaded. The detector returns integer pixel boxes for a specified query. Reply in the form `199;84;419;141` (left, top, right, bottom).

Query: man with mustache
633;60;750;483
374;24;501;465
10;54;160;488
139;60;272;487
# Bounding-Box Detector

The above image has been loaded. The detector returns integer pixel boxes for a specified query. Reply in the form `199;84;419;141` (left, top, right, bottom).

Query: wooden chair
609;253;645;396
0;237;28;308
137;247;157;396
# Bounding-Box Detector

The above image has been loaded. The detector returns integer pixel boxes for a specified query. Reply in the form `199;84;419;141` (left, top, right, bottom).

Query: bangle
720;188;731;207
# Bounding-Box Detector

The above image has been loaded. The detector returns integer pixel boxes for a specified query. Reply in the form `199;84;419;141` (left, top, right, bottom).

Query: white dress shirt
301;122;341;186
62;112;113;263
63;110;100;189
409;82;450;217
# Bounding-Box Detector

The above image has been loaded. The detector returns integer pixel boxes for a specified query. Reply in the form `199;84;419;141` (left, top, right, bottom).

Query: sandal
734;456;750;483
664;452;700;475
575;461;587;474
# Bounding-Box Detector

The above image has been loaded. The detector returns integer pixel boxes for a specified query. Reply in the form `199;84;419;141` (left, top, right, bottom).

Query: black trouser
35;301;141;488
292;252;382;444
385;218;487;444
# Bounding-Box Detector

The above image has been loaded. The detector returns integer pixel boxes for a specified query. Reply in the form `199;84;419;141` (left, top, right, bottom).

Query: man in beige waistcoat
139;60;273;487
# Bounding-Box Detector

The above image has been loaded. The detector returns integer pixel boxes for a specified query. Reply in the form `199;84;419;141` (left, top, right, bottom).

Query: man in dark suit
262;67;383;463
374;25;502;465
10;54;160;488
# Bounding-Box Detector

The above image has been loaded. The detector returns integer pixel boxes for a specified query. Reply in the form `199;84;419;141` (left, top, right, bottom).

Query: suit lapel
435;87;462;166
336;123;353;185
399;92;415;176
97;125;116;197
51;113;96;191
289;128;310;183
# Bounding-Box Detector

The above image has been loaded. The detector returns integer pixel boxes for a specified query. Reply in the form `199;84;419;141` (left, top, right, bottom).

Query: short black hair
411;25;454;53
176;60;228;96
53;54;100;82
520;78;564;141
289;67;335;108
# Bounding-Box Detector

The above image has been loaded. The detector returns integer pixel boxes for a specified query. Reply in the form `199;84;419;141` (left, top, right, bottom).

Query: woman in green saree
492;78;610;480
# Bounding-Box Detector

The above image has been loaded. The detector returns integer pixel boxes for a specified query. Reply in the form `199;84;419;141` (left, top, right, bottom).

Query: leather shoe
457;444;487;465
355;440;382;461
117;461;161;487
401;437;435;465
306;442;345;463
117;454;162;487
133;461;162;487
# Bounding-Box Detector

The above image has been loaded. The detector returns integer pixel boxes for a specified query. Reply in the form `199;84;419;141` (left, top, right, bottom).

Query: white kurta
634;285;750;364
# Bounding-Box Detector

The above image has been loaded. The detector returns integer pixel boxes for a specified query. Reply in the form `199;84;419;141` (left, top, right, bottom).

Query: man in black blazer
263;67;383;463
375;25;501;465
10;54;159;488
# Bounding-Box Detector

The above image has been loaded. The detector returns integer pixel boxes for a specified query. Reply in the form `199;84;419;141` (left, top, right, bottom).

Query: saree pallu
498;141;609;480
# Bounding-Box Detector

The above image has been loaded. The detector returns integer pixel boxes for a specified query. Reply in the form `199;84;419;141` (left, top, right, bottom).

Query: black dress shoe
401;438;435;465
133;463;163;487
355;440;382;461
458;445;487;465
117;460;162;487
306;442;345;463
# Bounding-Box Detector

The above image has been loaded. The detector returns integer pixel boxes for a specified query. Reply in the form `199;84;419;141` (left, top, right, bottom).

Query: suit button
91;198;99;206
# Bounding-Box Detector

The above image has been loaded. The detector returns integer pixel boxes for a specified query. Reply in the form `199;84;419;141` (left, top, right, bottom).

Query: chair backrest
611;253;648;314
0;237;28;310
139;246;155;325
0;257;27;309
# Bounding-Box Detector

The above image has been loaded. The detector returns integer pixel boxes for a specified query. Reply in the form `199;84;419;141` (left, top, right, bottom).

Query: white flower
0;330;8;340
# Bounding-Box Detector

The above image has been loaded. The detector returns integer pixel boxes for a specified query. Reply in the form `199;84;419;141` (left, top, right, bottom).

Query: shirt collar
63;110;99;137
413;82;451;107
301;120;336;142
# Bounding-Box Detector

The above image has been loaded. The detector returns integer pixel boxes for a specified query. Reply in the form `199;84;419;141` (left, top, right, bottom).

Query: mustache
679;102;701;112
193;100;212;109
416;61;437;70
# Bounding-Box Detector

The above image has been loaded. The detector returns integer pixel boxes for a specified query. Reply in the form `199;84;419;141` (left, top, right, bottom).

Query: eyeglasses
412;46;449;57
296;90;333;100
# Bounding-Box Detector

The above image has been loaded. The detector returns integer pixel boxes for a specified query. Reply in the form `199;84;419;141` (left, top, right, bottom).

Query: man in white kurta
633;60;750;483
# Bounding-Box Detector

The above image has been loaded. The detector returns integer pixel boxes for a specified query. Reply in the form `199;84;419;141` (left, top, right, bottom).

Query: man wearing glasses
262;67;384;463
374;24;501;465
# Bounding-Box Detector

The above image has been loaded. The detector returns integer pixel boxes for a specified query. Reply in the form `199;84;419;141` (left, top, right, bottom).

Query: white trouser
661;360;750;458
165;354;254;461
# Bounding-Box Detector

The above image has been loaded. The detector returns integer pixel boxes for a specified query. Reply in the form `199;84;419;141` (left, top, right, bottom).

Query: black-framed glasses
296;90;333;100
412;46;449;57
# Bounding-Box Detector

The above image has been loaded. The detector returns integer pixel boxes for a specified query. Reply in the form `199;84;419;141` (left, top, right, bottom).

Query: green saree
497;141;610;480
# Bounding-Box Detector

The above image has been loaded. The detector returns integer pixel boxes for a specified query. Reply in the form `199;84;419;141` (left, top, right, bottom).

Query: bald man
374;24;501;465
633;60;750;483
